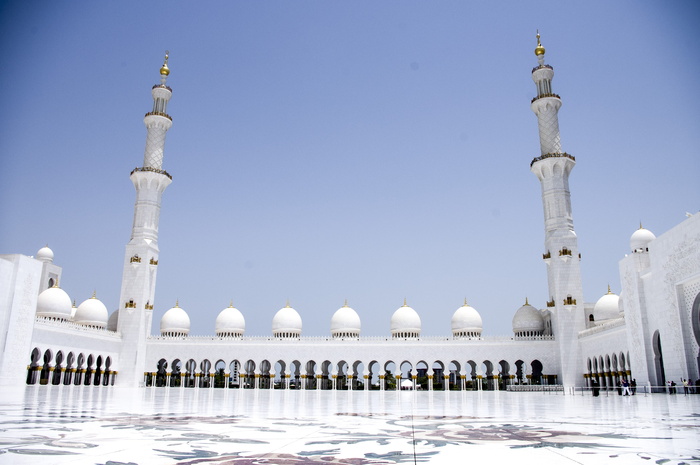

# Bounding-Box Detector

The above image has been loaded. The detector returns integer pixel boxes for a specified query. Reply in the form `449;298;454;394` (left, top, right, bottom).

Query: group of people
590;378;636;396
668;378;698;395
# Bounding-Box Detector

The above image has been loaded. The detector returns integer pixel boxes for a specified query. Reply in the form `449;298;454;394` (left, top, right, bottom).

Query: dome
512;299;544;336
160;302;190;336
593;287;621;322
272;303;302;337
74;294;109;328
215;303;245;337
451;300;483;337
330;301;361;338
36;285;72;320
390;300;421;338
36;245;54;262
630;226;656;253
107;309;119;331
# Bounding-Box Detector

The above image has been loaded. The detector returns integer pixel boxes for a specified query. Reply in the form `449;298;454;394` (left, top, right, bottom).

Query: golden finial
72;300;76;307
175;299;179;308
463;297;468;306
91;290;97;299
525;297;529;305
343;299;348;307
285;300;291;308
607;284;612;295
160;50;170;76
403;298;408;307
229;300;234;308
639;221;644;230
535;30;545;56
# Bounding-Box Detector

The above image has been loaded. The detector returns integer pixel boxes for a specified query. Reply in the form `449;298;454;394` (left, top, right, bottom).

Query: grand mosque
2;36;699;393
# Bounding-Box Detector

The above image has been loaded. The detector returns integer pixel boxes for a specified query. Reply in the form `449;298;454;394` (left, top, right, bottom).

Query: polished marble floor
0;385;698;464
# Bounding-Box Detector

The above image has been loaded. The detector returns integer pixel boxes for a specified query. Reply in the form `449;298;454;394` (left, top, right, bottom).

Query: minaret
116;52;174;387
529;33;585;388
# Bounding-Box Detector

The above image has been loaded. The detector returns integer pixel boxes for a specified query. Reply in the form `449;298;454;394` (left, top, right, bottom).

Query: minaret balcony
531;93;560;104
130;166;173;180
152;84;172;92
530;152;575;167
144;111;172;121
531;64;553;73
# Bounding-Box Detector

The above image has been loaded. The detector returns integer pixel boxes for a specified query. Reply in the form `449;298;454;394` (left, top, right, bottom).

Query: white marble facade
1;42;699;393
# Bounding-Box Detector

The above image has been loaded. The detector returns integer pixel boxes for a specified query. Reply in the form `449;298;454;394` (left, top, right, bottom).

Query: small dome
74;294;109;328
107;309;119;331
160;302;190;336
36;245;54;262
36;285;72;320
330;301;361;338
272;303;302;337
451;300;483;337
216;303;245;336
630;226;655;253
512;299;544;336
390;300;421;338
593;287;621;322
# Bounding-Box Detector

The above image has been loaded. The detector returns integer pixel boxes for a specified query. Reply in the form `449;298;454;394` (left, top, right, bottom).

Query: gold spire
525;297;529;305
402;298;408;307
229;300;234;308
285;300;291;308
160;50;170;76
463;297;468;306
535;30;545;56
343;299;349;307
607;284;613;295
175;299;179;308
91;290;97;299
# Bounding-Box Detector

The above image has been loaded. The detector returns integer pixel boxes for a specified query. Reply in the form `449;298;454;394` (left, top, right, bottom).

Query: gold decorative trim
130;255;142;263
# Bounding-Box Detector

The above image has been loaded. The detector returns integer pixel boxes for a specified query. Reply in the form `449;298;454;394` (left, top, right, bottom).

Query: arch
243;360;255;389
51;351;64;385
320;360;333;390
305;360;317;390
432;361;446;391
692;292;700;375
384;361;397;390
40;349;53;385
156;358;168;387
259;360;272;389
400;361;414;390
93;355;103;386
289;360;301;389
498;360;510;390
229;360;241;388
214;360;226;388
481;360;494;390
26;348;41;385
652;330;666;390
104;356;112;386
200;359;212;388
75;353;85;385
416;360;429;390
64;352;75;385
185;359;196;388
448;360;461;390
368;361;380;390
274;360;286;389
515;359;525;385
84;354;94;386
530;360;543;385
352;361;364;390
170;359;182;387
336;360;349;390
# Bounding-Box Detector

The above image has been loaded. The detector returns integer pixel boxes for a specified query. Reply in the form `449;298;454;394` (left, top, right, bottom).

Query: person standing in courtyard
622;378;631;396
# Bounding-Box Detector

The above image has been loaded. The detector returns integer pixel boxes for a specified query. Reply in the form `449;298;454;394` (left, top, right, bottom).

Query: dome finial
534;30;545;57
229;300;234;308
343;299;348;307
525;296;529;305
464;297;468;306
160;50;170;76
175;299;179;308
91;290;97;299
285;299;291;308
403;298;408;307
607;284;612;294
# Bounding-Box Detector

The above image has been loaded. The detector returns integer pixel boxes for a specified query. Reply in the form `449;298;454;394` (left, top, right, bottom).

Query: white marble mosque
2;35;700;398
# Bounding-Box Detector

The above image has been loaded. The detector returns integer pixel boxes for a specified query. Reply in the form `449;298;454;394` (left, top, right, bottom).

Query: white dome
593;288;620;322
36;245;54;262
330;302;361;337
36;286;72;320
107;309;119;331
215;303;245;336
160;303;191;336
390;301;421;337
512;300;544;335
74;294;109;328
272;303;302;337
451;301;483;337
630;226;655;252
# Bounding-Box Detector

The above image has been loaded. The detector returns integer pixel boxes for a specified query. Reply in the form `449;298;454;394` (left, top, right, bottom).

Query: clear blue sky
1;1;698;337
